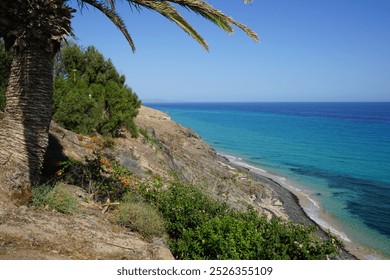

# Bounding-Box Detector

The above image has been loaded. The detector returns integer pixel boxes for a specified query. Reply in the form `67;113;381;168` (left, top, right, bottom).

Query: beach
221;153;387;260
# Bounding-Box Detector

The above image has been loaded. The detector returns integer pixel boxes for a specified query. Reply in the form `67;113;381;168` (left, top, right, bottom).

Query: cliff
0;106;353;259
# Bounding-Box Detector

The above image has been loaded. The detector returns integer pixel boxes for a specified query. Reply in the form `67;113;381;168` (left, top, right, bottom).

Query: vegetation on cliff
32;154;340;260
52;43;141;137
142;181;338;260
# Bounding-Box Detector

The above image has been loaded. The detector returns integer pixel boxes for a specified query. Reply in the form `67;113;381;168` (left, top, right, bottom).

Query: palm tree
0;0;258;206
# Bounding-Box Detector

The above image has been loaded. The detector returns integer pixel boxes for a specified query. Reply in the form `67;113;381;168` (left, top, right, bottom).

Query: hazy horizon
142;99;390;104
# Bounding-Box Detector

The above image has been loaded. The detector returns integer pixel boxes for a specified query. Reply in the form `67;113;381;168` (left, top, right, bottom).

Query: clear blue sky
69;0;390;102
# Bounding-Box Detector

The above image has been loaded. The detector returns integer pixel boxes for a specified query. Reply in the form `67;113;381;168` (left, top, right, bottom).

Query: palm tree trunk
0;45;54;206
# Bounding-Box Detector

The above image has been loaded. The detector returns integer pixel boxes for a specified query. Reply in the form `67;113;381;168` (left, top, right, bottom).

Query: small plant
115;198;166;241
138;127;162;149
30;184;80;214
30;184;52;208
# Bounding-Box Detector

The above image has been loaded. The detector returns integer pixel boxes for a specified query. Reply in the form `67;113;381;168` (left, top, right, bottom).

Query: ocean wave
220;154;268;173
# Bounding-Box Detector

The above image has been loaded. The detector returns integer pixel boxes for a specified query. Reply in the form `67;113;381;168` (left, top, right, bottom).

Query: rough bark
0;0;73;206
0;46;54;206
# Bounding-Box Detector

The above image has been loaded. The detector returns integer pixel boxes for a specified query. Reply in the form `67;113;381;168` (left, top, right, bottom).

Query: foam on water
223;154;268;173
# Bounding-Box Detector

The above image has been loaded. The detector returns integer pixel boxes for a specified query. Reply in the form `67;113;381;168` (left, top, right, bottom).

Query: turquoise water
146;102;390;259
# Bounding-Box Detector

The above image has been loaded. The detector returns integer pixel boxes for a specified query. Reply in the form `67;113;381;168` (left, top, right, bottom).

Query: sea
145;102;390;259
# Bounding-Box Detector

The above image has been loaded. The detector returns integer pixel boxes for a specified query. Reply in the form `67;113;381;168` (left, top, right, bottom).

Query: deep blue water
146;102;390;258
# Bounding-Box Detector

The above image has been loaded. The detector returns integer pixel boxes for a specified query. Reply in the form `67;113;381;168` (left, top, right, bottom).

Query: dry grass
30;184;80;214
114;199;166;242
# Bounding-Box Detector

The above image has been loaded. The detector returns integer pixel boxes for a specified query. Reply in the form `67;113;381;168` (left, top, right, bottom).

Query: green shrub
45;155;339;260
115;199;166;241
52;42;141;137
30;184;80;214
141;181;230;240
140;182;339;260
175;210;337;260
30;184;53;208
53;78;101;135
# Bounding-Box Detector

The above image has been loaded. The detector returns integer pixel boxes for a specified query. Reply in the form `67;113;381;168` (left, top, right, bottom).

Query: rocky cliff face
0;106;293;260
46;106;287;219
131;106;287;219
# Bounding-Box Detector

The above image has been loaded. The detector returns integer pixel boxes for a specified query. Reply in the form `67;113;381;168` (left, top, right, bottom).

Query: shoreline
217;153;373;260
146;104;388;259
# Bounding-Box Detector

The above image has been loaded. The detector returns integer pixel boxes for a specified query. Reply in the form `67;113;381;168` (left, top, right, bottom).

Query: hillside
0;106;355;259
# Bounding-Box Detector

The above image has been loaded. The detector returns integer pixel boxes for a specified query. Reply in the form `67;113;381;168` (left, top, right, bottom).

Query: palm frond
131;0;209;50
78;0;258;51
173;0;234;34
109;0;116;9
81;0;136;51
104;0;116;9
168;0;259;42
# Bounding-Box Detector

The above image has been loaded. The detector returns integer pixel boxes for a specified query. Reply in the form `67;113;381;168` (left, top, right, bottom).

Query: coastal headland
0;106;358;259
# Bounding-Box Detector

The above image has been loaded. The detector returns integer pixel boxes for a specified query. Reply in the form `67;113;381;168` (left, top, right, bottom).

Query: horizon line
142;100;390;104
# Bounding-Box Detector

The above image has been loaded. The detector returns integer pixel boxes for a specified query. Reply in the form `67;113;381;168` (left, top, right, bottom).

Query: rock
132;106;285;217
